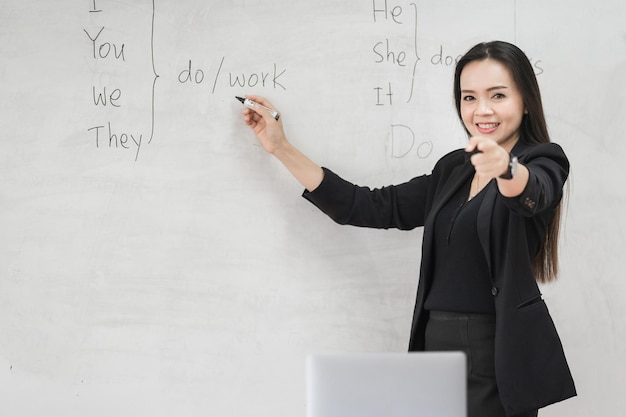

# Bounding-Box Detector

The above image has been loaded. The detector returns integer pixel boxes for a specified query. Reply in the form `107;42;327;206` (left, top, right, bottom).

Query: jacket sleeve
500;143;569;217
302;167;430;230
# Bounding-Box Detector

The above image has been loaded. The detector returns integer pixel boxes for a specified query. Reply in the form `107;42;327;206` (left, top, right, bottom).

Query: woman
240;41;576;417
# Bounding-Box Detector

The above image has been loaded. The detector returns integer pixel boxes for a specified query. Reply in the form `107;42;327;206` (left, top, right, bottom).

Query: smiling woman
240;41;576;417
453;41;563;281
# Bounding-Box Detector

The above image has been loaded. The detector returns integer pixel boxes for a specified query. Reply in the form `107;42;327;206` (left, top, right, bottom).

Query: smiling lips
476;122;500;134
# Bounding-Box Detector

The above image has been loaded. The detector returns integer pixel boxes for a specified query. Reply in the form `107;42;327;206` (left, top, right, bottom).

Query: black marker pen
235;96;280;121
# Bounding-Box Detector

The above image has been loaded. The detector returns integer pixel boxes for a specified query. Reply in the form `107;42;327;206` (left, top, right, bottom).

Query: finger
466;136;484;154
465;137;477;152
243;107;260;121
246;95;275;110
470;152;483;168
243;112;261;128
242;108;257;120
478;139;498;153
246;95;280;121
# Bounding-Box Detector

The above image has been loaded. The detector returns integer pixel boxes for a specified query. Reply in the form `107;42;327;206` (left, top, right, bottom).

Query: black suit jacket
303;140;576;415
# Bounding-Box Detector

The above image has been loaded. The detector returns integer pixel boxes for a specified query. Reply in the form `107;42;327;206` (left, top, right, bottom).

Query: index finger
465;136;480;153
246;95;277;112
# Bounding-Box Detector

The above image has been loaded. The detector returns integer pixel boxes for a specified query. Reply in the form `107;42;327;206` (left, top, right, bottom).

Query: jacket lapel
427;161;474;225
476;139;530;280
477;183;497;279
419;160;474;283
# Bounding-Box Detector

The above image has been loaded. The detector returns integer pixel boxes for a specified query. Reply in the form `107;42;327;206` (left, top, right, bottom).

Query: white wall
1;0;624;415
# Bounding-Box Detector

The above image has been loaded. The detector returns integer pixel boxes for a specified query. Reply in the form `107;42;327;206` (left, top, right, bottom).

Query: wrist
499;153;518;180
271;137;292;157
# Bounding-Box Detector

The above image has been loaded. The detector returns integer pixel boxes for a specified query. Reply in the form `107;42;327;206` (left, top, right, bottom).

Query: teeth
478;123;499;129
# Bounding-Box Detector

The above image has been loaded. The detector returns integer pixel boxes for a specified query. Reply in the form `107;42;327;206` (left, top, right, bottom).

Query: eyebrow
461;86;509;93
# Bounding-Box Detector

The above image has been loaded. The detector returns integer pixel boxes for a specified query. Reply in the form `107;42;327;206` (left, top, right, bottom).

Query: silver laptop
306;352;466;417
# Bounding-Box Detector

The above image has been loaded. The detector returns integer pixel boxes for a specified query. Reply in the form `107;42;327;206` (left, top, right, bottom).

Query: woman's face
459;59;526;152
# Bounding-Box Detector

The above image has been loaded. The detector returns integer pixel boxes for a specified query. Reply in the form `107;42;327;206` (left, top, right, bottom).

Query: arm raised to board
239;95;324;192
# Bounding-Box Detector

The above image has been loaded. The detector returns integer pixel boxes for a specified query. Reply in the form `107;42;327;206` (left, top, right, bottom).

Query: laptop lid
306;352;466;417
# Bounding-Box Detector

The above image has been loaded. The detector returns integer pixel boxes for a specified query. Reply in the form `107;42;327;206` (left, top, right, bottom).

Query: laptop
306;352;466;417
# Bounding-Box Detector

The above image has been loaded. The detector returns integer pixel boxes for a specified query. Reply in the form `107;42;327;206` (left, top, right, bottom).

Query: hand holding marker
236;96;280;121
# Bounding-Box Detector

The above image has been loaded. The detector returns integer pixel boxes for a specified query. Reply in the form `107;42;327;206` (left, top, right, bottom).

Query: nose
476;99;494;116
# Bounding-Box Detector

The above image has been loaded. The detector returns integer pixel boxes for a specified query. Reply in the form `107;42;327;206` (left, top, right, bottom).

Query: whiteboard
1;0;625;415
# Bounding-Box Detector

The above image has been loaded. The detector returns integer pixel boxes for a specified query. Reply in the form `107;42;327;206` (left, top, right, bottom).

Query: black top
424;177;495;313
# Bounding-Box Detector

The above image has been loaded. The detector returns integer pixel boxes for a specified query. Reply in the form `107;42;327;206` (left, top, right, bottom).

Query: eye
462;95;475;101
492;93;505;99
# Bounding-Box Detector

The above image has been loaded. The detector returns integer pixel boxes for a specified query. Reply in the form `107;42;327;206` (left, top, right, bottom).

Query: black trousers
424;311;538;417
